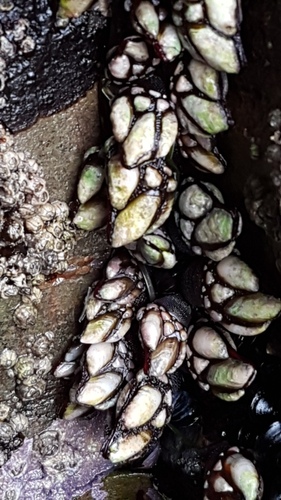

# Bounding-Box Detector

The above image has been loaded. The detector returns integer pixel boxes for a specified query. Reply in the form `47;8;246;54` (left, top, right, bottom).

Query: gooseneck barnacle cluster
52;1;281;496
1;0;280;498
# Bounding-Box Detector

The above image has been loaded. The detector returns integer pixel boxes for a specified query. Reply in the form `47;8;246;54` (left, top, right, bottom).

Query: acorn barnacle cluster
0;329;54;464
0;126;76;327
0;8;36;110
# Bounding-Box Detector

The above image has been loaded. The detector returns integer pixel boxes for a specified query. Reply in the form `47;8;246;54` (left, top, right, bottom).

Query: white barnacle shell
205;0;241;37
85;343;115;376
138;306;163;351
111;192;161;247
123;112;156;167
135;1;159;38
9;412;29;433
122;385;162;428
107;430;152;463
110;96;133;143
108;155;140;210
191;325;229;360
217;255;259;292
0;348;18;368
188;24;240;73
13;303;38;329
14;355;35;380
225;451;263;500
179;183;213;220
149;337;182;376
77;372;122;407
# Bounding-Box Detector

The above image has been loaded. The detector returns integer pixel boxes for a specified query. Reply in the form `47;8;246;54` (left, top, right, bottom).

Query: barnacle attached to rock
137;295;192;376
80;250;147;343
172;0;245;74
0;348;18;369
106;36;160;89
77;147;105;205
204;446;263;499
102;369;172;463
110;79;178;168
170;178;242;261
74;146;109;231
126;228;177;269
127;0;182;62
108;153;177;247
186;320;256;401
0;126;77;326
171;60;230;136
181;255;281;335
75;339;134;411
59;340;135;418
171;59;229;174
55;251;150;418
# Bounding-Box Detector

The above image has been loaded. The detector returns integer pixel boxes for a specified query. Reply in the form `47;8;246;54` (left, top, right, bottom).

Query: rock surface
0;85;111;467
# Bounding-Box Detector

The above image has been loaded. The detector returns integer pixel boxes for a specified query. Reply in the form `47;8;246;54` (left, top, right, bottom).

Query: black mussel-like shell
180;259;206;308
155;293;192;328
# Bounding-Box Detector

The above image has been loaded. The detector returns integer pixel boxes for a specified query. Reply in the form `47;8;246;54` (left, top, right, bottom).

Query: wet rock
0;1;109;132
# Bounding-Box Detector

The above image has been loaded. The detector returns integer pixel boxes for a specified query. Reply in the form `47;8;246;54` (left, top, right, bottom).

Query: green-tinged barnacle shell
179;184;213;220
135;1;159;38
111;193;161;247
158;111;178;158
124;39;149;61
211;388;245;401
204;447;263;500
217;255;259;292
80;313;118;343
188;145;225;175
86;343;115;376
182;3;204;24
81;313;132;343
221;321;271;337
205;0;240;37
123;385;162;428
107;431;153;464
149;338;180;376
157;24;182;62
188;59;220;100
191;326;229;360
108;156;140;210
225;293;281;323
77;372;122;406
182;95;229;134
134;96;152;112
194;209;233;245
58;0;94;18
137;231;176;269
147;192;175;233
97;277;134;301
63;402;90;420
224;452;262;500
211;284;234;303
206;358;256;390
188;25;240;73
73;195;108;231
110;96;133;143
77;164;105;204
123;113;156;167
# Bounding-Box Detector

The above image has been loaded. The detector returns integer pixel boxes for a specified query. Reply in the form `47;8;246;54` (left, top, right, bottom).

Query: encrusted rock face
0;0;109;132
0;85;110;463
0;416;114;498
